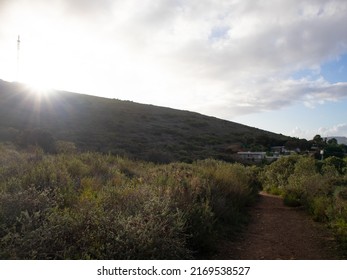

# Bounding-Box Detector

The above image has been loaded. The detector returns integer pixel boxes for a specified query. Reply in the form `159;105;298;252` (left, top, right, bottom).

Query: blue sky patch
209;26;230;42
291;53;347;83
320;53;347;83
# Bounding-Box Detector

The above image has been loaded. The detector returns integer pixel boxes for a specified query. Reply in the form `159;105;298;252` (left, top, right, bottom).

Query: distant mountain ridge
0;79;291;162
327;136;347;145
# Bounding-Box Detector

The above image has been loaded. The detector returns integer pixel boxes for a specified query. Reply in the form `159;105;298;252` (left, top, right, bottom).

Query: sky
0;0;347;140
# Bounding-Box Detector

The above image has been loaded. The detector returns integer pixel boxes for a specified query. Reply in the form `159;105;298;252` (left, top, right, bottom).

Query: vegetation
2;140;345;259
2;80;347;258
262;155;347;252
0;79;290;163
0;144;258;259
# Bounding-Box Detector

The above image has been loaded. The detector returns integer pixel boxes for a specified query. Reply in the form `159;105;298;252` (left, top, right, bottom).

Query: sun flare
17;34;68;94
24;76;53;93
20;54;56;93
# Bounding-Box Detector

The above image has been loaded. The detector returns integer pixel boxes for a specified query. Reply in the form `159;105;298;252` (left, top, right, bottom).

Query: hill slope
0;79;290;162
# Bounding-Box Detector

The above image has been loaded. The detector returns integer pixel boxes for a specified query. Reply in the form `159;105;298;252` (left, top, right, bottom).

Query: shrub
204;162;254;222
0;146;256;259
281;157;329;208
262;154;347;254
55;140;77;154
38;196;190;260
309;196;331;222
261;155;299;193
334;187;347;220
332;219;347;251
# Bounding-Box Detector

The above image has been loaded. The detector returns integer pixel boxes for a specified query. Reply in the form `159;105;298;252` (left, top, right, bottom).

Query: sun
17;35;65;94
24;76;54;94
18;52;56;99
19;54;56;93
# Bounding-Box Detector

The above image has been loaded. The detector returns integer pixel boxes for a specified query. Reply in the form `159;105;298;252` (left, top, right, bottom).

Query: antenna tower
16;35;21;81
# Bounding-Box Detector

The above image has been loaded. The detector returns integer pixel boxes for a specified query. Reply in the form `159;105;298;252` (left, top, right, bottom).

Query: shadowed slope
0;79;290;162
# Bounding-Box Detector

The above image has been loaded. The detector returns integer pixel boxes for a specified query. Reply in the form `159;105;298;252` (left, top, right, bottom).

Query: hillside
0;79;290;162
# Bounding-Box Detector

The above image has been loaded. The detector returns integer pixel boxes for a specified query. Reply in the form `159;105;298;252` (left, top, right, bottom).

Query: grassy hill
0;79;290;162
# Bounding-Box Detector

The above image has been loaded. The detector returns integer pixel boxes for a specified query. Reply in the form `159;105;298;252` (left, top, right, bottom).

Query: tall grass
0;144;257;259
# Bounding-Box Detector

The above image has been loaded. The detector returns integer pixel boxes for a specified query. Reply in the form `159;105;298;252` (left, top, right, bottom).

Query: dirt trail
214;192;340;260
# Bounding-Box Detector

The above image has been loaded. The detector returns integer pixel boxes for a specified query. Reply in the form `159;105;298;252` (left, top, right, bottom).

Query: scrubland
0;144;258;259
2;142;347;259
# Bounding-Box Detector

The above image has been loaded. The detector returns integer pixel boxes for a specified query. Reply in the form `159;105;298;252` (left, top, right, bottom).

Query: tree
312;135;326;149
324;144;345;159
327;138;338;145
285;137;311;152
324;156;346;174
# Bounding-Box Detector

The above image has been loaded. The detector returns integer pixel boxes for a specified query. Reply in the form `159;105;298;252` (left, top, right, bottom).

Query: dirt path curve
213;192;340;260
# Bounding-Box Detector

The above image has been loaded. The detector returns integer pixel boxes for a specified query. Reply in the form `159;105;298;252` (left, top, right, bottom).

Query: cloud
318;123;347;137
1;0;347;120
101;0;347;117
291;123;347;139
62;0;114;16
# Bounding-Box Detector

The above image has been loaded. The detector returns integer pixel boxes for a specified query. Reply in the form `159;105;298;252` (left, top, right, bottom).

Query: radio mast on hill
16;35;21;81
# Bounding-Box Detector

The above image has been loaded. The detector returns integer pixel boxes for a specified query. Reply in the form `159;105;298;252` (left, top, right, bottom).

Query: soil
213;192;341;260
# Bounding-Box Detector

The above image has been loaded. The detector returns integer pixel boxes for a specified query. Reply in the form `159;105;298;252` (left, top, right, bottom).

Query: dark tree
313;134;326;149
327;138;338;145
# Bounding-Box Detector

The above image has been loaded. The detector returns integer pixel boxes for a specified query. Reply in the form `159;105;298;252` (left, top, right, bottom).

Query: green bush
309;196;331;222
199;161;255;223
332;219;347;251
262;154;347;253
261;155;299;193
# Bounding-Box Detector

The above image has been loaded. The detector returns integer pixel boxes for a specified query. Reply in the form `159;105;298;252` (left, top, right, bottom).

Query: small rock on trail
213;192;340;260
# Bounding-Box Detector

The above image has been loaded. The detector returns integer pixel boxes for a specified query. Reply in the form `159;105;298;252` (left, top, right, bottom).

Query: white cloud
291;123;347;139
1;0;347;120
318;123;347;137
291;127;311;139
